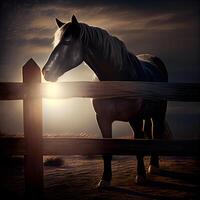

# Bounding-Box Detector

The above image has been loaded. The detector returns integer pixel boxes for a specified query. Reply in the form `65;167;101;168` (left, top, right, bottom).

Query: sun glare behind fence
43;83;63;98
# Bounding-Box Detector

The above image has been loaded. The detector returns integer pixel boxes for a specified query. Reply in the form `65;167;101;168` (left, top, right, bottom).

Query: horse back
137;54;168;82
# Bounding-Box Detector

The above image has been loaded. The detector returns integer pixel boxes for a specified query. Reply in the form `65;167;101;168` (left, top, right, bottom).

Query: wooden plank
42;81;200;102
43;138;200;156
1;81;200;102
0;82;24;100
0;137;24;155
0;82;42;100
0;137;199;156
23;58;43;197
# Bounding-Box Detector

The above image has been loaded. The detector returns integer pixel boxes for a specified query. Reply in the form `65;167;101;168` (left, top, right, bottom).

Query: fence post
23;58;43;197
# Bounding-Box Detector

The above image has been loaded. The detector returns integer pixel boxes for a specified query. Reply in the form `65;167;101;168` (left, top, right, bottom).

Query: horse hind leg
143;118;159;173
148;101;167;175
144;117;152;139
129;118;146;185
144;118;159;174
96;114;112;188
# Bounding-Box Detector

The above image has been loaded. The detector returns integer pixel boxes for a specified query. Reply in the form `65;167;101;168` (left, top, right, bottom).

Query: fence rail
1;81;200;101
0;137;199;156
0;58;199;197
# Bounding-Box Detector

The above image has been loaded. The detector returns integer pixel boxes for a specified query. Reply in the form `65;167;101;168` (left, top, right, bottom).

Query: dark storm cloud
1;0;199;48
42;0;200;17
32;0;199;12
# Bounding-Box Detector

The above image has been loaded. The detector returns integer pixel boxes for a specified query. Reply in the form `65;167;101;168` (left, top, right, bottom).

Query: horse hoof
147;165;159;175
135;175;146;185
97;179;111;189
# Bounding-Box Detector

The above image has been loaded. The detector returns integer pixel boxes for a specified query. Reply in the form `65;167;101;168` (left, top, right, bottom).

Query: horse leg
96;114;112;188
144;118;159;173
148;101;167;174
129;118;146;184
147;118;164;174
144;118;152;139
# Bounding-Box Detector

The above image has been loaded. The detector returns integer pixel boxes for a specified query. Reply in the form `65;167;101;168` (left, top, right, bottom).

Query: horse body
42;16;171;187
82;22;168;137
90;52;168;120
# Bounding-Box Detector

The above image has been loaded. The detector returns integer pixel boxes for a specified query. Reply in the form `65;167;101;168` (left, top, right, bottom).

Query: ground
1;156;199;200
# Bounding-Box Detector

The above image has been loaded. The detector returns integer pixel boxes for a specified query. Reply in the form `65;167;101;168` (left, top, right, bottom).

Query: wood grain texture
1;81;199;101
42;81;200;102
0;82;24;100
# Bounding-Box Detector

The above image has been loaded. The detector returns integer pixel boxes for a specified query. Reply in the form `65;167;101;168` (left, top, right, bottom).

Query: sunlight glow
43;82;62;98
43;83;64;106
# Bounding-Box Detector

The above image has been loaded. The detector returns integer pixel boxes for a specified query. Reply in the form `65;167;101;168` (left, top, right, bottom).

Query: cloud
0;1;199;66
14;37;51;46
145;11;199;30
22;28;54;40
30;17;55;29
2;0;199;53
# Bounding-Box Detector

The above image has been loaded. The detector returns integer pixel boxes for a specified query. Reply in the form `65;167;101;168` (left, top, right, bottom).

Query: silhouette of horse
42;15;172;188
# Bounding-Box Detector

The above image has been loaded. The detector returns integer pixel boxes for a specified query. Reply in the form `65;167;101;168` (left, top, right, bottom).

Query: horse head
42;15;83;82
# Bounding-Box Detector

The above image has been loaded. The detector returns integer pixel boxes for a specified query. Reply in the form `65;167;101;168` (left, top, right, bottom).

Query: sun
42;82;64;107
43;82;62;98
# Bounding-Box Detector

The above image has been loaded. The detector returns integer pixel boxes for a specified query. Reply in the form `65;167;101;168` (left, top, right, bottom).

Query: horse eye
61;36;72;45
65;36;72;42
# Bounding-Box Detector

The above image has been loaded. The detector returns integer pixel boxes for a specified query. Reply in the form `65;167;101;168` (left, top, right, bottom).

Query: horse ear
71;15;78;24
56;18;65;28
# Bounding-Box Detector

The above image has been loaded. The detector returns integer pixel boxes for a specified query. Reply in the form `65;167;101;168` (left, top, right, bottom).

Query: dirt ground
1;156;199;200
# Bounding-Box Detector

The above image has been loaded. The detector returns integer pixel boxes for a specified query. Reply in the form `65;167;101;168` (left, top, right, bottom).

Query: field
1;155;199;200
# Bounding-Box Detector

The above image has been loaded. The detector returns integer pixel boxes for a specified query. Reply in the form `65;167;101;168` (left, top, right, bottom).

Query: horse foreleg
129;118;146;184
96;114;112;188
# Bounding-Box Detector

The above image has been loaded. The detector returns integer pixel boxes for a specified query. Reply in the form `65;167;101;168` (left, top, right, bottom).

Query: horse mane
53;25;66;47
79;23;141;73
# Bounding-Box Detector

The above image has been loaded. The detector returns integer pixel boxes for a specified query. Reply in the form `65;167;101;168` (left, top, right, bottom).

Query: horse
42;15;172;187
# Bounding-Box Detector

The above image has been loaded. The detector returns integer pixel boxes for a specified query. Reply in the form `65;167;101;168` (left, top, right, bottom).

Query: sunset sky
0;0;199;138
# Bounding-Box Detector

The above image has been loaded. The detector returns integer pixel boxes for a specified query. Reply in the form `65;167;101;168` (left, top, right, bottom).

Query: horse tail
151;56;171;138
151;56;168;82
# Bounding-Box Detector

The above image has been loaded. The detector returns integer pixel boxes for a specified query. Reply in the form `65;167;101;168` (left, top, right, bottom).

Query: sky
0;0;199;138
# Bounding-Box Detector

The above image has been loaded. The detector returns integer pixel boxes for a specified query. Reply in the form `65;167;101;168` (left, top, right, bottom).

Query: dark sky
0;0;199;138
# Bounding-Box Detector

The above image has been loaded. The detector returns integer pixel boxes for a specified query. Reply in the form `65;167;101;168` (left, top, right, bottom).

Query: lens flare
43;82;62;98
43;82;64;107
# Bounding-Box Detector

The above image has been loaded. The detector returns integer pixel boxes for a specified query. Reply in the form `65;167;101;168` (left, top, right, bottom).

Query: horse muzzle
42;68;58;82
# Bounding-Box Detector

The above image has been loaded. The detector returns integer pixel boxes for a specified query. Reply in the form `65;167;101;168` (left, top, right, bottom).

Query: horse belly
92;98;143;122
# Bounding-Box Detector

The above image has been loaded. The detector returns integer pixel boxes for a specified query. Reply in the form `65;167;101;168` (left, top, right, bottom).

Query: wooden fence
0;58;199;198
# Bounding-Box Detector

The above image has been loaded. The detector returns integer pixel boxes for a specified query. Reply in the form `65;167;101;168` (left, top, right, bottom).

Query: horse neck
80;23;140;81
